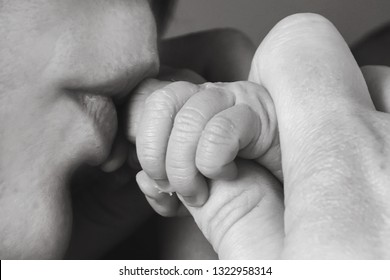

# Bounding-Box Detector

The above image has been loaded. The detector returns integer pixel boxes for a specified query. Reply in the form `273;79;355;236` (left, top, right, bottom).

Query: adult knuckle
278;13;331;30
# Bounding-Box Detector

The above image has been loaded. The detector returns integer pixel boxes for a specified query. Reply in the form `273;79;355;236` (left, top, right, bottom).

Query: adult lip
77;93;118;164
66;64;159;165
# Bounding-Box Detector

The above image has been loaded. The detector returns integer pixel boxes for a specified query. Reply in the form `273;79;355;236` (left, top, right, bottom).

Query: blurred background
166;0;390;45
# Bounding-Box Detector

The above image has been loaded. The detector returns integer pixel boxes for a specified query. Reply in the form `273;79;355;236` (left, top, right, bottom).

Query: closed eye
62;60;159;105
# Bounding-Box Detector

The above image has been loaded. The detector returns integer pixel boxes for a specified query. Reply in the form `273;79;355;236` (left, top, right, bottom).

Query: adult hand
247;13;390;259
136;13;390;259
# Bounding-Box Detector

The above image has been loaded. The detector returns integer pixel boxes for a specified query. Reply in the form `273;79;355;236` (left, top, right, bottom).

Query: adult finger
361;65;390;113
136;81;199;185
166;85;235;206
250;13;381;258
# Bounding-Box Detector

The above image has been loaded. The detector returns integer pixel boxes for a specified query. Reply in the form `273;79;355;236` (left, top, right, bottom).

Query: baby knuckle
163;81;199;97
140;148;162;163
174;107;205;133
197;161;222;177
138;148;164;169
203;116;236;145
167;163;192;178
169;80;198;90
167;167;197;186
145;81;193;106
145;88;176;112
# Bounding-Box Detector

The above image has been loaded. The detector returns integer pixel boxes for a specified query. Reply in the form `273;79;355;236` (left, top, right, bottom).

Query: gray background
166;0;390;45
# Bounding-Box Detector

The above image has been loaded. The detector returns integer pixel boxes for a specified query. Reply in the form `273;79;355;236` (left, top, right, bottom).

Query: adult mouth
77;93;118;165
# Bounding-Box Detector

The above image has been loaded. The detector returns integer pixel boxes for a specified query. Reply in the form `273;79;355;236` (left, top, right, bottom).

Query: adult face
0;0;159;258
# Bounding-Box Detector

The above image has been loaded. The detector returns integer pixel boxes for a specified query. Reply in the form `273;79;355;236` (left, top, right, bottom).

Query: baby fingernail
179;194;205;207
155;179;169;189
155;179;176;194
135;171;149;187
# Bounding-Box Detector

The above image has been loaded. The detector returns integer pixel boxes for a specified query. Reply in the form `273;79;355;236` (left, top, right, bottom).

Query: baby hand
132;79;281;211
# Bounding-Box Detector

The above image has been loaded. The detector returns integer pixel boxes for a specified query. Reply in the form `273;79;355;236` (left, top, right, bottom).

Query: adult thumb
249;13;380;258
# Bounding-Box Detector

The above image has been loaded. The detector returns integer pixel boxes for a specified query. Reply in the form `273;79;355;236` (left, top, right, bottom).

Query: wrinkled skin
0;0;256;258
66;68;212;259
1;0;389;260
134;14;390;259
0;0;158;259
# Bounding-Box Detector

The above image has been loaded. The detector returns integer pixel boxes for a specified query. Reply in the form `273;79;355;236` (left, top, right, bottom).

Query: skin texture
67;16;390;259
125;31;257;259
1;1;389;260
249;13;390;258
0;0;158;259
134;80;280;208
135;14;390;259
67;29;256;259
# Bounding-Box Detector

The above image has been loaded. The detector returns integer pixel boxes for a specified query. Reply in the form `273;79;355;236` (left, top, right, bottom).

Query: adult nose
45;0;160;100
